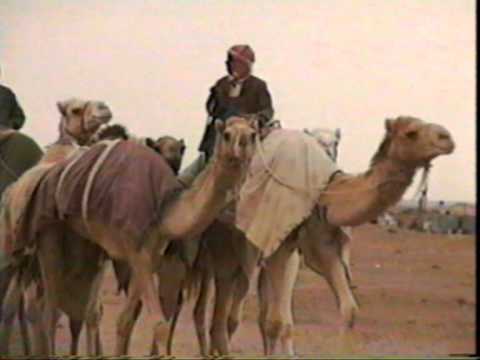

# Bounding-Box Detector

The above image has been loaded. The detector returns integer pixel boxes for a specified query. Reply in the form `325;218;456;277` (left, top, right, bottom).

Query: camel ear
57;101;67;116
214;119;225;133
335;128;341;140
179;139;186;153
385;118;395;134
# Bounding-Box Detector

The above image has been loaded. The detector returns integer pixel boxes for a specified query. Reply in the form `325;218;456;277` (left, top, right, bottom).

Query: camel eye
71;107;82;116
224;132;231;142
405;130;418;140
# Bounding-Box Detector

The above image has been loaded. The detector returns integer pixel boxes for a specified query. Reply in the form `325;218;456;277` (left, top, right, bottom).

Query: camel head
57;98;113;145
213;116;258;168
146;136;186;175
373;116;455;168
304;127;341;162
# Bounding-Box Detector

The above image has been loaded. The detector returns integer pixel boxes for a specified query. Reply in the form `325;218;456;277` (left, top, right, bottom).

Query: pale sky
0;0;476;202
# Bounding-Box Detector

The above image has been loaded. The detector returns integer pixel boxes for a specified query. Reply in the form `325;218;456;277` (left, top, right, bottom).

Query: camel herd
0;98;455;357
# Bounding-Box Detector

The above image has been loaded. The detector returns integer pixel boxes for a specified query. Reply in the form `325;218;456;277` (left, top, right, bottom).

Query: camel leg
24;281;49;355
18;295;31;356
0;272;22;354
227;272;249;340
324;257;358;332
257;267;269;355
130;249;168;355
69;318;82;355
85;301;104;356
193;268;213;357
340;227;353;285
166;291;183;355
115;289;142;355
300;219;359;332
37;227;66;356
85;260;107;356
209;275;235;356
260;245;300;356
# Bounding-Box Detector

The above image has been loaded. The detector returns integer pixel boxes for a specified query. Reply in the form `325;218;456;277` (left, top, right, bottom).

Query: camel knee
116;312;133;338
193;305;207;336
86;303;103;328
227;317;239;338
340;300;359;329
209;322;227;339
265;320;293;343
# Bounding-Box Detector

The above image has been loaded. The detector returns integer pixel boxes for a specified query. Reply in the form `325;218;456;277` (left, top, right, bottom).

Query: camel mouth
433;142;455;155
93;114;113;123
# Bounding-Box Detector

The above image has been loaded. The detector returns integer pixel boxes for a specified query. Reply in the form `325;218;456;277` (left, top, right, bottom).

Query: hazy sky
0;0;475;202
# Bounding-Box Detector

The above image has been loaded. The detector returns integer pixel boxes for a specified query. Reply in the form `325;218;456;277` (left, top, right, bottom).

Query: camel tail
182;247;206;303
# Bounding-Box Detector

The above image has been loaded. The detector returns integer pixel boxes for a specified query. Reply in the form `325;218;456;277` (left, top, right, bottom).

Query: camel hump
237;128;341;258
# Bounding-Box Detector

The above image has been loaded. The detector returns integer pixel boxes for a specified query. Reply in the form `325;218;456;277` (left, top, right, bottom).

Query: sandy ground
6;224;476;357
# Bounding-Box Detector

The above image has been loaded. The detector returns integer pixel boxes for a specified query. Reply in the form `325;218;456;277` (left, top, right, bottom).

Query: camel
91;123;186;175
304;127;342;162
1;122;190;356
47;131;187;356
254;116;454;356
11;115;257;356
160;126;346;356
92;123;188;297
170;116;454;356
0;98;112;356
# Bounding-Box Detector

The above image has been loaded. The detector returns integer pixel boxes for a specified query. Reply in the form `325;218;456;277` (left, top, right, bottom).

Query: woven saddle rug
236;128;341;259
5;140;183;258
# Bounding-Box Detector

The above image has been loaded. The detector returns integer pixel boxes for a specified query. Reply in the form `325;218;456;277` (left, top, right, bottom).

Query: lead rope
410;164;431;202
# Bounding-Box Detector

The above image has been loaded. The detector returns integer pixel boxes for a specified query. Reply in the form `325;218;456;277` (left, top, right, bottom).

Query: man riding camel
179;44;275;185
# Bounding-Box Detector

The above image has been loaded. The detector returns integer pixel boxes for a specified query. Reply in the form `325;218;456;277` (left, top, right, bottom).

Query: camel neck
158;156;243;240
321;158;418;227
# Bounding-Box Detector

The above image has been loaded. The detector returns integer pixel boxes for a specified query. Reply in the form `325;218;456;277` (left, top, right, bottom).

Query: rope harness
255;133;430;198
55;139;122;237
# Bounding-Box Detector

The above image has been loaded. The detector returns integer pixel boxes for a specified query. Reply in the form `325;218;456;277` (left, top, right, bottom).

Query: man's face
226;58;250;79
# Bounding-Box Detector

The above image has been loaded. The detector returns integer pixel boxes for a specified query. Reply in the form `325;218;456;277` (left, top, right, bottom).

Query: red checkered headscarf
227;45;255;66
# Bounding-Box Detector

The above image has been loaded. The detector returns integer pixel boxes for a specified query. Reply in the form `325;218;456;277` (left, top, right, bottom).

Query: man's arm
10;93;26;130
205;86;217;119
256;81;274;126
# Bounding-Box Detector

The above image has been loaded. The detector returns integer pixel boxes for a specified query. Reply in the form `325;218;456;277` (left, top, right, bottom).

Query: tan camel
0;98;112;356
169;116;454;357
161;126;347;356
256;116;455;356
49;132;187;356
1;124;190;356
90;123;186;176
27;116;257;356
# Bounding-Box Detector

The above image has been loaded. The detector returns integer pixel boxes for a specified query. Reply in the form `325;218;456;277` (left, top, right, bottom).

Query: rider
179;45;274;185
198;44;274;160
0;65;26;131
